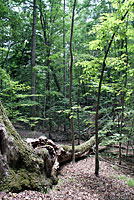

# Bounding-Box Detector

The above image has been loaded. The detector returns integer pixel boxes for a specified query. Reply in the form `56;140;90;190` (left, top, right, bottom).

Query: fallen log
0;102;95;193
25;135;95;176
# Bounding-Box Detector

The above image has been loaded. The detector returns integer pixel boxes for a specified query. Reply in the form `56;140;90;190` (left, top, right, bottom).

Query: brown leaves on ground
1;157;134;200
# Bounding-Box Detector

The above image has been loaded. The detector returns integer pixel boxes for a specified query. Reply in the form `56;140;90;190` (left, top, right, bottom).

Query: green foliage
0;0;133;156
118;175;127;180
118;175;134;187
0;67;36;124
127;178;134;187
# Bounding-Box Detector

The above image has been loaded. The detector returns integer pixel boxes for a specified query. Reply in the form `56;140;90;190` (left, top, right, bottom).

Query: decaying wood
25;135;95;174
0;102;95;192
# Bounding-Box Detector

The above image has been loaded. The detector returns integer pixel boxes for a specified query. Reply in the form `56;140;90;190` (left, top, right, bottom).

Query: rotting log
58;136;95;163
0;101;95;193
25;135;95;170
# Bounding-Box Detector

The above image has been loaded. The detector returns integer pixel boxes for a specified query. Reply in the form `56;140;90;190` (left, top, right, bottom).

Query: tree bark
63;0;67;132
31;0;37;119
0;102;95;193
63;0;66;97
0;102;55;192
69;0;76;164
119;36;128;165
39;0;61;92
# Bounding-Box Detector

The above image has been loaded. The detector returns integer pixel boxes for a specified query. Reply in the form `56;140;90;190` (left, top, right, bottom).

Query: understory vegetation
0;0;134;197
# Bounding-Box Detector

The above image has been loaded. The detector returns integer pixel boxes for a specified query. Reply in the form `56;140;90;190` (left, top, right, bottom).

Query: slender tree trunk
39;0;61;92
95;33;115;176
77;72;81;145
126;141;129;157
69;0;76;164
119;36;128;165
39;2;50;130
118;39;124;165
63;0;66;97
94;5;132;176
31;0;37;119
63;0;67;132
77;108;80;145
39;2;52;134
0;38;4;90
46;52;51;138
49;65;61;92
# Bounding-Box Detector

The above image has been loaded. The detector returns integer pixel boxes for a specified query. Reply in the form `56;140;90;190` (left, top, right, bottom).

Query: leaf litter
1;157;134;200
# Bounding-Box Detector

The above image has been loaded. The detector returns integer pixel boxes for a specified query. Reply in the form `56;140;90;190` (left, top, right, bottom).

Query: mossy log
58;136;95;163
0;102;95;193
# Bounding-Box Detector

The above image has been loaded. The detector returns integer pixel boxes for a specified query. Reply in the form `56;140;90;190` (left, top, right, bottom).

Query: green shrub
127;178;134;187
118;175;127;180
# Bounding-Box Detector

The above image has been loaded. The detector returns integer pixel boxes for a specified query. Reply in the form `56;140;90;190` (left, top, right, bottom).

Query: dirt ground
1;156;134;200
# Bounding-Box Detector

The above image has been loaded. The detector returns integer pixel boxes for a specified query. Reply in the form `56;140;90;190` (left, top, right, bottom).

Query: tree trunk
119;36;128;165
77;75;81;145
63;0;67;132
0;102;55;192
95;33;115;176
0;102;95;193
69;0;76;164
94;5;131;176
39;0;61;93
63;0;66;98
31;0;36;119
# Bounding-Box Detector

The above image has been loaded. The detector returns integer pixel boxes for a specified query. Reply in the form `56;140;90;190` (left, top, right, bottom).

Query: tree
69;0;77;163
31;0;37;119
0;101;55;192
1;0;134;165
94;0;134;176
119;35;128;165
63;0;67;132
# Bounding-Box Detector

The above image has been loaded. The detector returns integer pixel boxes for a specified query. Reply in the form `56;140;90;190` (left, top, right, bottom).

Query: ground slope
1;157;134;200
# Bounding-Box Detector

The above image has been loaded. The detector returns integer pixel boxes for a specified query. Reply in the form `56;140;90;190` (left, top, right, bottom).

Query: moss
61;145;72;152
3;116;44;172
0;103;55;193
0;168;53;193
62;136;95;153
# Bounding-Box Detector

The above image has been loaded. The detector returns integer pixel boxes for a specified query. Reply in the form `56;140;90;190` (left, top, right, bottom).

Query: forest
0;0;134;199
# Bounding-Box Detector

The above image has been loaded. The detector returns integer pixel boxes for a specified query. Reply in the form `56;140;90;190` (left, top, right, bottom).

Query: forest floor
1;156;134;200
1;129;134;199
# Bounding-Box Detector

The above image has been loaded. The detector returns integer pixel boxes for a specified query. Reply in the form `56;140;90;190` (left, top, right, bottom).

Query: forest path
2;156;134;200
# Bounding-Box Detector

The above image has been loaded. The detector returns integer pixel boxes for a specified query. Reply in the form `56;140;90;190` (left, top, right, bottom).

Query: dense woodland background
1;0;134;198
0;0;134;161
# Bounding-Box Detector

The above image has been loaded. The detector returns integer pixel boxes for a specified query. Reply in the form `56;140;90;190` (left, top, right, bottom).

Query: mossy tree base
0;102;95;193
0;169;53;193
0;102;55;192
